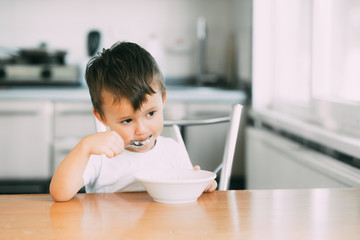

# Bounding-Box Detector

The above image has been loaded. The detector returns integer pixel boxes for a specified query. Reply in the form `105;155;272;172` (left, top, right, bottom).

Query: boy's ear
162;91;167;105
93;109;107;126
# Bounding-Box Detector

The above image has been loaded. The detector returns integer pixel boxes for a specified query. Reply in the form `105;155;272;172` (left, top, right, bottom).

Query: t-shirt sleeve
83;154;102;186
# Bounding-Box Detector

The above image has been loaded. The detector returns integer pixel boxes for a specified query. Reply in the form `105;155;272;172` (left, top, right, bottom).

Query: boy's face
95;88;166;153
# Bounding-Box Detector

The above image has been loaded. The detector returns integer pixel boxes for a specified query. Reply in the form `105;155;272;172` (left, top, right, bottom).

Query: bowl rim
135;169;216;184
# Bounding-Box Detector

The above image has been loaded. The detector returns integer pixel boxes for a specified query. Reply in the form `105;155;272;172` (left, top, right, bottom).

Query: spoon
125;135;152;149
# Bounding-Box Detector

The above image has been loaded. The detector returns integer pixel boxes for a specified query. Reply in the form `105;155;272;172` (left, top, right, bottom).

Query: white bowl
135;168;216;204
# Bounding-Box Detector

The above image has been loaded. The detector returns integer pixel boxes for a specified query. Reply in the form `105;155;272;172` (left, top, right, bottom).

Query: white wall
231;0;252;84
0;0;252;83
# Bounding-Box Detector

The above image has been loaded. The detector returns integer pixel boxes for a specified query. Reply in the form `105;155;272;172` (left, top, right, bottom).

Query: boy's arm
50;131;124;202
49;141;90;202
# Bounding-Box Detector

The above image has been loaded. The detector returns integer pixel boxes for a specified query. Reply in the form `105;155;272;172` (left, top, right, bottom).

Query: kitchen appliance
196;16;221;86
87;30;101;57
0;64;80;86
0;46;80;86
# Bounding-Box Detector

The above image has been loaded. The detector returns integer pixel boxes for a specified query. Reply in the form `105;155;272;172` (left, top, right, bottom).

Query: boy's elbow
50;191;74;202
49;183;76;202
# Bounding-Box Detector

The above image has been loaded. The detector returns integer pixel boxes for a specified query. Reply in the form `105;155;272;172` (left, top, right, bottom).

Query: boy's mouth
129;135;152;148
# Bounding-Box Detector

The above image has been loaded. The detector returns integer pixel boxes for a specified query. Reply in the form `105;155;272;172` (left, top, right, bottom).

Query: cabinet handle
0;110;38;116
56;110;92;115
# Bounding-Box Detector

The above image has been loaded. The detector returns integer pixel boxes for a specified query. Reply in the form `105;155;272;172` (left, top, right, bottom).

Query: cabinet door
162;102;188;141
53;101;95;173
245;127;353;189
0;100;52;179
185;103;232;172
54;101;95;138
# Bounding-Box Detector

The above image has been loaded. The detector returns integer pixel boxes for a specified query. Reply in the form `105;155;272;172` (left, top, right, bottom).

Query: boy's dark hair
85;41;165;119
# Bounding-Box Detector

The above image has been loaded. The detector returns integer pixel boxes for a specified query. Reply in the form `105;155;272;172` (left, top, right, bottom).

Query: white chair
163;104;243;190
94;104;243;191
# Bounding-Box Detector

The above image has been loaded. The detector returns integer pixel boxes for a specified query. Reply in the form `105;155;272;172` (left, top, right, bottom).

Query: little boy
50;41;217;201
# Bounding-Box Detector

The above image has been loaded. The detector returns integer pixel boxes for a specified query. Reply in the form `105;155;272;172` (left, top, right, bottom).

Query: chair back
164;104;243;190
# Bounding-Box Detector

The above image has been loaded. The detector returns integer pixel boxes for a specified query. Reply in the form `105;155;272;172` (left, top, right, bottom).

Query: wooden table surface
1;188;360;240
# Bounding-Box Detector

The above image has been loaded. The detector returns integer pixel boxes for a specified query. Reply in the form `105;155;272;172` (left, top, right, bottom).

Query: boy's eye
147;111;155;117
121;119;132;124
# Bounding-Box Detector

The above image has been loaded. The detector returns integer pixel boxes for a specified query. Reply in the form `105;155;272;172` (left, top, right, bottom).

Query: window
312;0;360;103
253;0;360;138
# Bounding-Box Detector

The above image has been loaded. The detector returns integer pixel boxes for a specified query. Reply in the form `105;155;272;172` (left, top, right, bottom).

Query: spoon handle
124;144;143;149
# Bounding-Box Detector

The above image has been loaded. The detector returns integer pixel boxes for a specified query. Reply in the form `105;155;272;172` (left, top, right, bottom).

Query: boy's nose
134;121;148;135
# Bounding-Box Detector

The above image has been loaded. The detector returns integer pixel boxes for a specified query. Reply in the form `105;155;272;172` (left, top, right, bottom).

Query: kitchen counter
249;108;360;160
1;188;360;239
0;86;247;104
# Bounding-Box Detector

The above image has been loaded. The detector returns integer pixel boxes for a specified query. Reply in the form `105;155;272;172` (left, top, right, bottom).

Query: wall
231;0;252;85
0;0;252;85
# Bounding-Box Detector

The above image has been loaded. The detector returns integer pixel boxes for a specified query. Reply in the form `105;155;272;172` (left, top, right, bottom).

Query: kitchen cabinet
245;126;360;189
0;87;246;193
53;101;237;175
52;101;95;173
0;100;95;193
162;102;243;175
0;100;52;179
184;103;233;172
0;100;236;177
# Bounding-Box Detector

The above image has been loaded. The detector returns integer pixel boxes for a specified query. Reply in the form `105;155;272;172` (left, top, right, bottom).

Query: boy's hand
193;165;218;192
81;131;124;158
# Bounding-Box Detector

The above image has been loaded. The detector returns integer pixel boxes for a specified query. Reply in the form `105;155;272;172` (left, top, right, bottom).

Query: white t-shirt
83;136;193;193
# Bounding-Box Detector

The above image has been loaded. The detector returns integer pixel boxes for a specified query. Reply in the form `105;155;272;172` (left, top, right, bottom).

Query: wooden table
1;188;360;240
